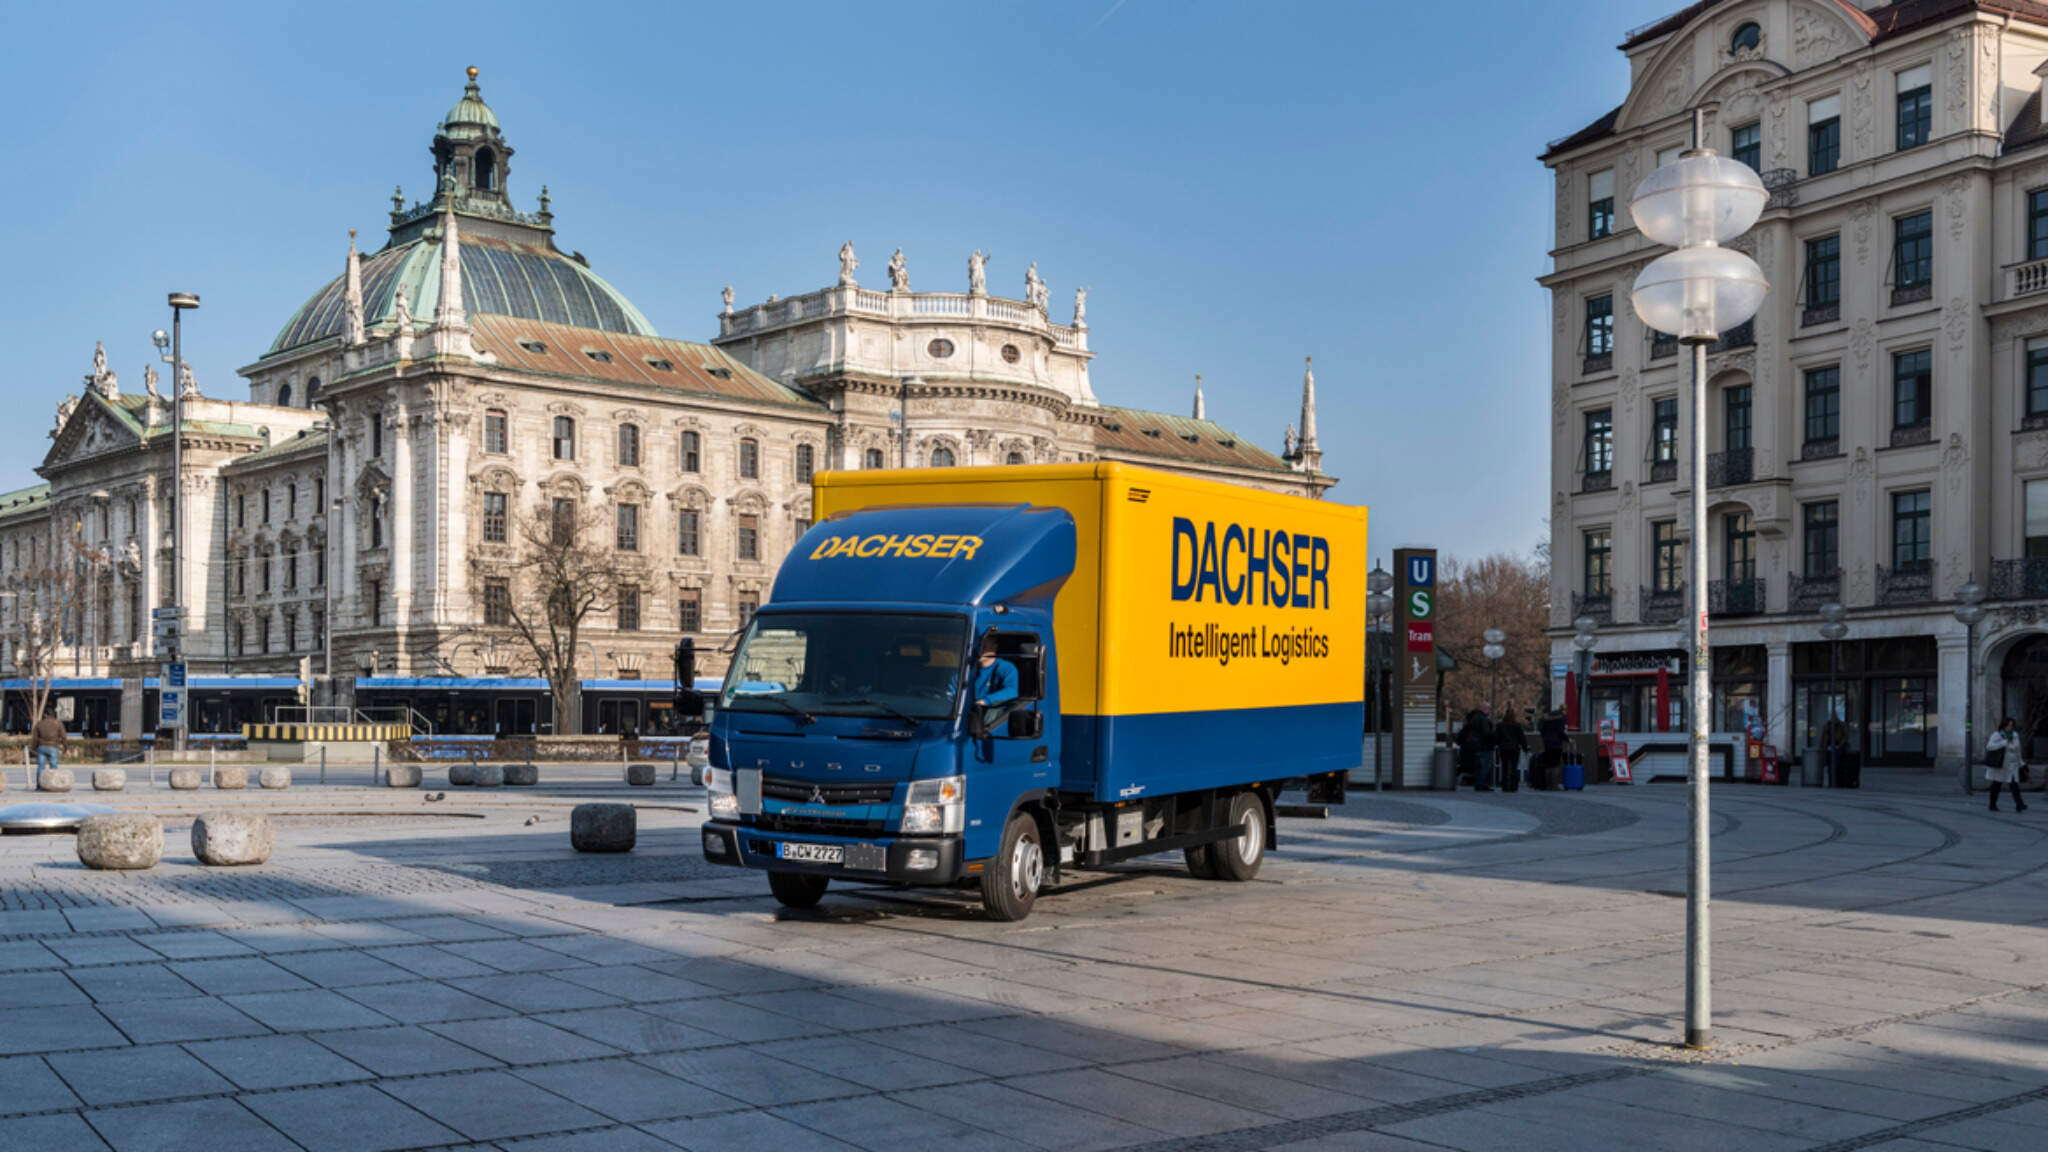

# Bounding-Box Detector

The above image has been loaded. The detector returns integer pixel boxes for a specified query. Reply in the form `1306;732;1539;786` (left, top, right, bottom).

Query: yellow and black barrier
241;723;413;743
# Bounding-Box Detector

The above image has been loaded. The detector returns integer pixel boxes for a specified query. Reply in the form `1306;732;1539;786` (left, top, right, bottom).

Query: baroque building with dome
2;69;1336;736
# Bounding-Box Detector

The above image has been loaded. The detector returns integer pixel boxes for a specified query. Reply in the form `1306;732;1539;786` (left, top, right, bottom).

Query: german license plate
776;842;842;864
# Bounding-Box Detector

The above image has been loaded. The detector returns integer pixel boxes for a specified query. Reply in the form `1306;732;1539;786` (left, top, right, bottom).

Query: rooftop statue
721;284;735;314
838;241;859;286
92;341;107;382
888;248;908;290
392;286;413;334
1025;263;1047;310
968;249;989;295
143;364;161;400
1074;286;1088;325
178;362;200;398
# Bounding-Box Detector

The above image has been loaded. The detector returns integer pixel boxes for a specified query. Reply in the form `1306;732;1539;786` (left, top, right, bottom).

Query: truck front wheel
1209;792;1267;882
768;871;830;909
982;811;1044;921
1183;844;1218;879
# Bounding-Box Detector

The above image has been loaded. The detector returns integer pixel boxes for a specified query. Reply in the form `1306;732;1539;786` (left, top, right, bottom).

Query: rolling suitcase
1561;747;1585;791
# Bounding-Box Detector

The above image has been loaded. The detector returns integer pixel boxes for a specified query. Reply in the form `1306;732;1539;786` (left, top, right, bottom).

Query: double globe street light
1629;108;1770;1051
1367;564;1394;792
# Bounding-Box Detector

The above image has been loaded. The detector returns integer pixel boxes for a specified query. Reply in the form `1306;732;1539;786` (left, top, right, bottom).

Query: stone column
443;408;470;621
1937;630;1971;773
390;406;413;644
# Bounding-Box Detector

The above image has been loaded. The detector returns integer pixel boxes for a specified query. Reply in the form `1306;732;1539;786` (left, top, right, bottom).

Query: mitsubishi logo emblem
809;786;825;805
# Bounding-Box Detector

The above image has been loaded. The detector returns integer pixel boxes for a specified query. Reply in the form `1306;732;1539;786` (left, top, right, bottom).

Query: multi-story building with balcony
1542;0;2048;771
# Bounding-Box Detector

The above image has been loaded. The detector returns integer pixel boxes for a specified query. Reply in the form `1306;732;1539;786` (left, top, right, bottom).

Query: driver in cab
973;636;1019;729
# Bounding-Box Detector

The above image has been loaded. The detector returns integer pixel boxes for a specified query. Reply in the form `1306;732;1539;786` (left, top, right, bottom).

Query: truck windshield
721;612;969;722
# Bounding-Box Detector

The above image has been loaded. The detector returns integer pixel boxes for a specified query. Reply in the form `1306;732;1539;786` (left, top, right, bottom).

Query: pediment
1618;0;1868;133
42;399;144;472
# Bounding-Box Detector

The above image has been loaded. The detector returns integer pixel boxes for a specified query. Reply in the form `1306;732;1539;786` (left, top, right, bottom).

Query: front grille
750;813;885;837
761;776;895;804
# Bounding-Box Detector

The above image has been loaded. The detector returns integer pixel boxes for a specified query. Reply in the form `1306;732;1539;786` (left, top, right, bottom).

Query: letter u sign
1406;556;1434;588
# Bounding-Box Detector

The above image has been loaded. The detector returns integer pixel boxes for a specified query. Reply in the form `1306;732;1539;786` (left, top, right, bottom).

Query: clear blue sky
0;0;1672;567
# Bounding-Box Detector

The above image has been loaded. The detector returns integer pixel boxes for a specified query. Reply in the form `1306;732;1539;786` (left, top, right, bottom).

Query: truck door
971;630;1059;824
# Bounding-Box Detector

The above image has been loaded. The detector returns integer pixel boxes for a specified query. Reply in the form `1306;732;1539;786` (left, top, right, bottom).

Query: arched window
930;446;955;468
618;423;641;468
306;376;320;402
739;438;759;479
475;148;496;191
680;430;700;472
795;443;815;483
864;448;885;469
552;416;576;461
370;415;383;458
278;383;292;408
286;482;297;517
1006;451;1025;465
1730;21;1760;53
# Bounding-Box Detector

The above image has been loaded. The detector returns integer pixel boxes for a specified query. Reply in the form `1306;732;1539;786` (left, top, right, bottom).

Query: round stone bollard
504;763;539;786
168;767;203;791
214;766;248;791
386;763;422;788
473;764;505;788
37;768;73;793
92;768;127;792
625;763;657;787
258;767;291;790
571;803;636;853
76;813;163;871
191;811;274;866
448;763;478;786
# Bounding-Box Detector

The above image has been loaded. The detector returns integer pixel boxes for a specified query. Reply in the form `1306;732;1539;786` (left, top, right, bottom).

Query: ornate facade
1542;0;2048;771
7;69;1336;703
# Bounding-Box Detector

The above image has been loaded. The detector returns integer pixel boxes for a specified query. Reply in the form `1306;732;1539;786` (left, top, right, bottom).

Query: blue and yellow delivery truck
695;462;1367;919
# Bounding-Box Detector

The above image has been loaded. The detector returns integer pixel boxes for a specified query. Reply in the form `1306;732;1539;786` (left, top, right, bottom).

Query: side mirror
967;710;989;740
675;688;707;724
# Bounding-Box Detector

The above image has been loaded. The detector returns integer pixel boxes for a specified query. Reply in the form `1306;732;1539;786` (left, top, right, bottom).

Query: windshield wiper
822;697;923;728
738;695;815;726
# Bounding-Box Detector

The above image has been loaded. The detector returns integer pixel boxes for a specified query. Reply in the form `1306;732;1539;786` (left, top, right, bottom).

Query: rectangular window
617;585;640;632
236;494;246;529
677;588;701;633
1731;122;1761;171
864;447;885;469
484;410;508;454
1588;169;1615;238
1725;385;1752;452
551;498;575;546
737;513;759;561
1804;235;1840;309
617;424;640;468
2027;480;2048;559
794;517;812;539
1652;520;1683;593
1893;348;1930;428
678;509;700;556
1804;501;1840;579
1725;512;1756;583
1584;294;1613;361
1652;397;1678;464
2032;189;2048;262
261;557;271;592
1808;95;1840;175
616;504;639;552
483;578;510;626
236;559;246;596
739;438;760;479
286;554;297;590
1584;409;1613;475
260;617;271;653
2030;340;2048;418
552;416;575;461
283;612;296;653
261;490;271;524
314;477;324;509
1804;365;1841;445
313;542;324;586
737;593;759;624
370;417;383;458
679;430;700;473
1583;530;1612;597
1896;65;1932;150
1892;490;1932;568
482;492;507;544
368;580;382;627
1894;212;1933;289
795;443;815;484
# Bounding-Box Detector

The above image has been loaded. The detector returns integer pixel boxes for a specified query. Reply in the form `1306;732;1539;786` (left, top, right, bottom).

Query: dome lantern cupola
431;66;513;209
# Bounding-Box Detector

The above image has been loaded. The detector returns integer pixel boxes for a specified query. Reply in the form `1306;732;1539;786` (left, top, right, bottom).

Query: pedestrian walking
1534;707;1568;790
31;705;66;775
1457;705;1495;791
1985;717;2027;813
1496;704;1528;792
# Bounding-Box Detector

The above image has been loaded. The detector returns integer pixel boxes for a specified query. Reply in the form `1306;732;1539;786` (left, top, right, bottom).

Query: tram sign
160;662;188;729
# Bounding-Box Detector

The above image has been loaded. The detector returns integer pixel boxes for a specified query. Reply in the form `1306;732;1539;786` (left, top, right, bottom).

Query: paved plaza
1;767;2045;1151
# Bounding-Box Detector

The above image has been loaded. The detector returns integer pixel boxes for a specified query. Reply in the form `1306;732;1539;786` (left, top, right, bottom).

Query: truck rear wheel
768;871;830;909
1209;791;1266;882
1184;844;1218;879
981;811;1044;921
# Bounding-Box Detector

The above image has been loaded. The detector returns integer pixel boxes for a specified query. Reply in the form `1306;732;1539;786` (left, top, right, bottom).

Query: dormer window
584;349;613;363
1730;22;1760;54
646;358;674;372
475;147;496;191
518;338;547;354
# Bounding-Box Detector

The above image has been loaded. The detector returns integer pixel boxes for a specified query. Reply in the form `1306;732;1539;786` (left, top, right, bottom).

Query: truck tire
981;811;1044;921
1209;792;1266;882
1184;844;1218;879
768;871;830;909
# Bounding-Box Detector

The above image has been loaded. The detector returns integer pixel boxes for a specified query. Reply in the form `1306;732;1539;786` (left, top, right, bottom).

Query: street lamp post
1954;581;1987;794
1367;564;1393;792
1629;108;1770;1051
1819;602;1847;786
1483;626;1507;714
1572;616;1599;734
154;292;199;753
325;496;343;684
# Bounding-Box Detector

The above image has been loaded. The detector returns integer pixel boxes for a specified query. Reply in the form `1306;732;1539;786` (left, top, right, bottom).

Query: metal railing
1707;447;1753;487
1572;590;1613;625
1877;560;1936;605
1640;585;1686;625
1710;578;1764;617
1712;320;1754;350
1889;421;1932;448
1788;570;1842;612
1991;558;2048;600
1581;470;1613;493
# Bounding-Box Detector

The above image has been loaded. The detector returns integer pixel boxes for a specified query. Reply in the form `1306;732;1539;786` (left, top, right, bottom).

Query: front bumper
701;821;964;884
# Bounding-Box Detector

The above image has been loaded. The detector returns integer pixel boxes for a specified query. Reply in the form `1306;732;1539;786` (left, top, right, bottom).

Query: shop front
1790;635;1938;767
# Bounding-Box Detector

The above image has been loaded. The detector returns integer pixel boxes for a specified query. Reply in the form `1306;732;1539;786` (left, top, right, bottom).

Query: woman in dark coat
1456;706;1494;790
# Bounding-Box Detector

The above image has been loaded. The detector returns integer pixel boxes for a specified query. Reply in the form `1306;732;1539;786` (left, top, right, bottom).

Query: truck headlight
705;766;739;821
901;775;965;834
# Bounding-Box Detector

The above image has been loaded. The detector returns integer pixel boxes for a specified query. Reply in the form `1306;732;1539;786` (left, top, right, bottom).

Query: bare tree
470;501;620;735
7;529;96;731
1435;550;1551;719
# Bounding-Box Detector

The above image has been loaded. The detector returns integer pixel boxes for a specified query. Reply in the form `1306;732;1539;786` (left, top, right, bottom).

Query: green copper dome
440;67;499;138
